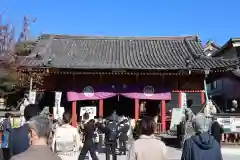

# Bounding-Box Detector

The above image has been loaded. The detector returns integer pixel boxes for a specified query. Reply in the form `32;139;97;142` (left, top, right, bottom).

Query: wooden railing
155;123;162;133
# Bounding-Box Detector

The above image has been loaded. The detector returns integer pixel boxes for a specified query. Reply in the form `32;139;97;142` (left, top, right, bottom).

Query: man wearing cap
211;117;223;144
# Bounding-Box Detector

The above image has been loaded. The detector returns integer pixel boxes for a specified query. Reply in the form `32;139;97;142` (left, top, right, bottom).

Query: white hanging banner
54;92;62;119
181;92;187;109
29;90;37;104
53;107;65;120
55;92;62;108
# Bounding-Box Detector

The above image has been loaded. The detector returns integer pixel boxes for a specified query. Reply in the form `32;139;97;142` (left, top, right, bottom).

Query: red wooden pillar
134;99;139;120
161;100;166;132
0;132;2;144
178;91;182;108
99;99;104;117
72;101;77;127
201;91;205;104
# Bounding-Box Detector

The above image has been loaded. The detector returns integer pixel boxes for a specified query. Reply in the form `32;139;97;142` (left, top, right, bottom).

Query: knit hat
192;115;209;133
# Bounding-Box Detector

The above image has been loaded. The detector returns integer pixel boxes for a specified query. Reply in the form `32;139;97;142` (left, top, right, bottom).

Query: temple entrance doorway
139;100;160;120
103;95;135;118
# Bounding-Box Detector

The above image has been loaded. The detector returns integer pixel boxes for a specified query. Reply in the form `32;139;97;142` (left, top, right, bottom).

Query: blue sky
1;0;240;45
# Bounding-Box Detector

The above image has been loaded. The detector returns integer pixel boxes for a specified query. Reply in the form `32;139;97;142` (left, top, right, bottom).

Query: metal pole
204;70;209;103
204;79;209;103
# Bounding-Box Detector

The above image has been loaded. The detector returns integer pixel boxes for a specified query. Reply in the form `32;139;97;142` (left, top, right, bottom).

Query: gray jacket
10;145;61;160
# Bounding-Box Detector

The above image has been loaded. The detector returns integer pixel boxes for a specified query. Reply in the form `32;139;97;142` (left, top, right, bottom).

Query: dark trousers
78;139;98;160
2;149;9;160
105;141;117;160
119;139;127;155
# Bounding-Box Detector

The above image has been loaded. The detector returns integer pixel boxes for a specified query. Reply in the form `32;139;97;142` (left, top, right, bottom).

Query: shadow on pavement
161;137;182;149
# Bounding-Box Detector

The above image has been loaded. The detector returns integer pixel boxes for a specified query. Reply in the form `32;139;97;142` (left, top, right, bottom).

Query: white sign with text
80;106;96;120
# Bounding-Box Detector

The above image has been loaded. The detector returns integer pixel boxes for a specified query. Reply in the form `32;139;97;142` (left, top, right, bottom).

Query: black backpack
106;122;118;141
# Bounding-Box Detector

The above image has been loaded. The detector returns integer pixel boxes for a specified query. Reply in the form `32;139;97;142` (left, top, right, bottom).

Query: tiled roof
211;38;240;57
203;40;220;56
204;40;221;50
19;34;238;70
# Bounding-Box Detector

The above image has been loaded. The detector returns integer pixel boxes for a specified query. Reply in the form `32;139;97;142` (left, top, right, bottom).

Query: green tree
0;51;45;98
0;55;20;97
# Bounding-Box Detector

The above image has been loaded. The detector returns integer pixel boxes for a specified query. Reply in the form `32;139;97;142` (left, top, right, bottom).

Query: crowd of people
0;103;225;160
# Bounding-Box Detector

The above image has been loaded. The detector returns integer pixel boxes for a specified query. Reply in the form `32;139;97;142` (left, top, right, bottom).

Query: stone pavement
95;146;240;160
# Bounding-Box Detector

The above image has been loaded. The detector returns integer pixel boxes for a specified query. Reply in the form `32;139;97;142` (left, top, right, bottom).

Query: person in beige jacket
52;112;82;160
127;117;167;160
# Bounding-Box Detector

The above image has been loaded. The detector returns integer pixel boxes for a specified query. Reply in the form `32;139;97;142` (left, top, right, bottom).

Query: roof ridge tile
40;34;199;41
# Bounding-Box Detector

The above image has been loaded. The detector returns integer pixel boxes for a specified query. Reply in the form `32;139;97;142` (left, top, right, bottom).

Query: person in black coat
181;115;223;160
211;117;224;144
118;119;130;155
78;119;99;160
177;116;186;148
8;104;40;158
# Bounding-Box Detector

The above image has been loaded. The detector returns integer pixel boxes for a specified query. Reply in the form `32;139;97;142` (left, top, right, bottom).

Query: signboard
170;108;184;131
29;90;36;104
234;118;240;132
80;106;97;120
181;92;187;109
217;117;231;132
230;117;240;132
217;117;240;133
